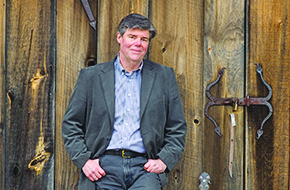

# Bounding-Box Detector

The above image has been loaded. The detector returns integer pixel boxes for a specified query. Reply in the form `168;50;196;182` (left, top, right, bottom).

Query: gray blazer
62;58;187;189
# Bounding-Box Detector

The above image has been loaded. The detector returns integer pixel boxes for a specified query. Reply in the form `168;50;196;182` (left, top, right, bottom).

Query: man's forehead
125;28;150;36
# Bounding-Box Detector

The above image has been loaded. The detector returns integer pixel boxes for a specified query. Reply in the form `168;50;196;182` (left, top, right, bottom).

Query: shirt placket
122;72;134;149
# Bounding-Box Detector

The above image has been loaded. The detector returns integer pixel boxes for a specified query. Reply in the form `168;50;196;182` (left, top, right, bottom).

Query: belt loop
122;150;130;158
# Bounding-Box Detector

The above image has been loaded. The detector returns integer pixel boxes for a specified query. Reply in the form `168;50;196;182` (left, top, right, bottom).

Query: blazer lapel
100;59;115;125
140;60;155;120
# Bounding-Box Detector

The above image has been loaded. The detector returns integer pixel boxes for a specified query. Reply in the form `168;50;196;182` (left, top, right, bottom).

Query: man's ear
116;32;122;44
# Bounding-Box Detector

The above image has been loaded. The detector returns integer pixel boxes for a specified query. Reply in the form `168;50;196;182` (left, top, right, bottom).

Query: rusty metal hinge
204;63;273;139
81;0;96;30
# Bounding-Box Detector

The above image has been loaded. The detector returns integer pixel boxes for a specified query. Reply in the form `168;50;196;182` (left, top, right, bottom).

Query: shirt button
128;93;131;97
127;108;130;111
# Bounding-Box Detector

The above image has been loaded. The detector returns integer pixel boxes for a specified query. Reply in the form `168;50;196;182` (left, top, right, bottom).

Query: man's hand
82;159;106;181
144;159;167;173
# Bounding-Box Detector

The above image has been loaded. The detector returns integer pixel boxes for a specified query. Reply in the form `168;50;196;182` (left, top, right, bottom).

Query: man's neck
119;57;142;74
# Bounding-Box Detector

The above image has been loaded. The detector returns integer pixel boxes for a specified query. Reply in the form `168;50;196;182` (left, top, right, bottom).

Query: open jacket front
62;58;187;190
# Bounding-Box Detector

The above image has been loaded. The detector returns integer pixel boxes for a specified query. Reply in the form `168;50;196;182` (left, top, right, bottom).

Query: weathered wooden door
200;0;289;189
1;0;289;189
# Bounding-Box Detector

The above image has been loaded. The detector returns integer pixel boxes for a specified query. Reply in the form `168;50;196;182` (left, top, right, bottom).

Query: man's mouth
131;49;142;53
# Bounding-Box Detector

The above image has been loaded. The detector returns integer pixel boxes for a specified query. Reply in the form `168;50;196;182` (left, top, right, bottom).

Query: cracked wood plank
4;0;55;189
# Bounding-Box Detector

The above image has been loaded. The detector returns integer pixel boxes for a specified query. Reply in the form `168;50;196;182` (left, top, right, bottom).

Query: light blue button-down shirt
106;55;146;153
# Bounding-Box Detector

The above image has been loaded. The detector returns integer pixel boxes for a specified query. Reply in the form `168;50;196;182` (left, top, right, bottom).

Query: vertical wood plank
97;0;149;63
4;0;55;189
246;0;290;189
56;1;148;189
150;0;204;189
55;0;97;189
0;1;5;189
203;0;245;189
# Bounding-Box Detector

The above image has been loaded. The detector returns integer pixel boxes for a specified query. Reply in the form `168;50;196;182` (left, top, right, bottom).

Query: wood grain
0;1;5;189
55;0;97;189
246;0;290;189
4;0;55;189
150;0;204;189
203;0;245;189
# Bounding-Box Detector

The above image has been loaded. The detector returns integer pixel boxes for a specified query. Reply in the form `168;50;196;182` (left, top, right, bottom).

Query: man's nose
135;38;142;46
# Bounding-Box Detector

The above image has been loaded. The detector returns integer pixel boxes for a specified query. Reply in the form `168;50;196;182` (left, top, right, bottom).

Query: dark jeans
95;154;162;190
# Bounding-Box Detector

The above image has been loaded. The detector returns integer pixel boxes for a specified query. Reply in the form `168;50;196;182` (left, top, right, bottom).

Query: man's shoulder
143;59;173;72
143;59;175;79
81;59;114;74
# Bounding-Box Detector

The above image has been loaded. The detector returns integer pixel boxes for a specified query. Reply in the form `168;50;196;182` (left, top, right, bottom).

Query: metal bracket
199;172;211;190
81;0;97;30
204;63;273;139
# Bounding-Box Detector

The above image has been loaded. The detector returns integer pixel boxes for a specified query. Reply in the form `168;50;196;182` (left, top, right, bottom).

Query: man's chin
129;55;144;62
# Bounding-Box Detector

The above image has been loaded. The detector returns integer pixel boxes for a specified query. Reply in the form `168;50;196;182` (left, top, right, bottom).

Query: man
62;13;187;190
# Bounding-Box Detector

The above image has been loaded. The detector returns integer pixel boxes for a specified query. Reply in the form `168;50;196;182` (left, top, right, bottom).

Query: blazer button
106;137;111;141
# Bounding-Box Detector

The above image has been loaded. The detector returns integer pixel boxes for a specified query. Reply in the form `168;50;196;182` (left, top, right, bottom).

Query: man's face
117;28;150;65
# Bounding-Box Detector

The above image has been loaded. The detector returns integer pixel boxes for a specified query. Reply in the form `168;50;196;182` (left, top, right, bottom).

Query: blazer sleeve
62;69;92;170
157;68;187;171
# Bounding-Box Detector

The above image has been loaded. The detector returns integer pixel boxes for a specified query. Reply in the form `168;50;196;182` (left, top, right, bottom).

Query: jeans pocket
95;183;102;190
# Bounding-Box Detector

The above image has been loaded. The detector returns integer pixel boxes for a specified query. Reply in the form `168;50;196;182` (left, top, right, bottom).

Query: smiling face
117;28;150;71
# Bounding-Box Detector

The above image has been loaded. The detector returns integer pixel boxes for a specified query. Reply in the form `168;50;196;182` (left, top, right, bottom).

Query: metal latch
81;0;97;30
204;63;273;139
